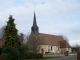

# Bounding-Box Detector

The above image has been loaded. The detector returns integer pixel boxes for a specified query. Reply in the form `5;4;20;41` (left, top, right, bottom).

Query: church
28;11;72;54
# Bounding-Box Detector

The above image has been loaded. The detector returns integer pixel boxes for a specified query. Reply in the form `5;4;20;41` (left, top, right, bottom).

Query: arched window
51;46;52;51
41;49;44;54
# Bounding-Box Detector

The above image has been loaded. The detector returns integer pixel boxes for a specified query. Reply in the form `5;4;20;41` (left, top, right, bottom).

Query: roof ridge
39;33;62;37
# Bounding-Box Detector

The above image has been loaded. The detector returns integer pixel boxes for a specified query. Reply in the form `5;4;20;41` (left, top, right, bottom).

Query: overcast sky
0;0;80;46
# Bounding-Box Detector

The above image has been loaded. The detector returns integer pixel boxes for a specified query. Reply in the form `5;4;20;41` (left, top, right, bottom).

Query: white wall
39;45;60;54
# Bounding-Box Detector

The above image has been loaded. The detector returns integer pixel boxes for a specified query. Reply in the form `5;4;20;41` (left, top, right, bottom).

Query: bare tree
27;33;43;54
65;36;69;42
62;35;69;42
18;32;30;45
0;26;6;38
19;33;25;45
25;32;30;42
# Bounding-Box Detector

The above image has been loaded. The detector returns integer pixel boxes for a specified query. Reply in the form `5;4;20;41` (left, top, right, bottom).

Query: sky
0;0;80;46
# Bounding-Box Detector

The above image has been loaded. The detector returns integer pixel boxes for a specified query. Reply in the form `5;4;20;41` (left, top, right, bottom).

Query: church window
51;46;52;51
32;28;34;31
41;49;44;54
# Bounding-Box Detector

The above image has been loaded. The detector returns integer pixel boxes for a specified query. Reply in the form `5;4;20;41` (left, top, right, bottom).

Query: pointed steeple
33;12;37;27
31;10;39;36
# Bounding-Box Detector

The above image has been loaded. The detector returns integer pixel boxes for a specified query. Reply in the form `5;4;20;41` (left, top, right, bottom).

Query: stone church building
28;12;72;54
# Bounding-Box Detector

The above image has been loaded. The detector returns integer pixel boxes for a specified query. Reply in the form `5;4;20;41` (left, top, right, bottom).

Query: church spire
33;12;37;27
31;8;39;36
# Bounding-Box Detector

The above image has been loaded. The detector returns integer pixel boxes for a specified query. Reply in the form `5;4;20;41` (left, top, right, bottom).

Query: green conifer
4;15;20;49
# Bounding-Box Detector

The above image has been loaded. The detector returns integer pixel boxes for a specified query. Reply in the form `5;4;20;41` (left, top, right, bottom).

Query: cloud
0;0;80;46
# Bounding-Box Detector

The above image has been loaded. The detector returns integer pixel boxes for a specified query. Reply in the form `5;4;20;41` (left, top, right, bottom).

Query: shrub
3;47;19;60
0;53;7;60
18;44;29;59
19;52;24;60
25;52;33;59
0;48;2;55
32;53;37;58
36;53;43;58
25;52;43;59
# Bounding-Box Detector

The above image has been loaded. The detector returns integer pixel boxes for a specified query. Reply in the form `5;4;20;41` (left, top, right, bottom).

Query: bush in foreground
0;53;7;60
3;47;19;60
18;44;29;59
36;53;43;58
0;48;2;55
25;52;43;59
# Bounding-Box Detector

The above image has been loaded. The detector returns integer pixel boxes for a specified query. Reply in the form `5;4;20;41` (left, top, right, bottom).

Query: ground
48;56;77;60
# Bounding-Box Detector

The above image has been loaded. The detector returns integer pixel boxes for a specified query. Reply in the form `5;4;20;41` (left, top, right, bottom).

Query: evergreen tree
4;15;20;49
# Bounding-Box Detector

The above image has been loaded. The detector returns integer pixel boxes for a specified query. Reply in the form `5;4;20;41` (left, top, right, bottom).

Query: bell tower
31;12;39;36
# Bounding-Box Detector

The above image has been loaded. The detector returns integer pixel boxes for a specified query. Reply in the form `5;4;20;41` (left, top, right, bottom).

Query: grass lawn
24;56;63;60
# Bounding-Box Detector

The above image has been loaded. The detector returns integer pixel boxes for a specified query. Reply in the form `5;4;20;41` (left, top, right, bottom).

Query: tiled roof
29;32;71;48
59;40;71;48
39;33;64;46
